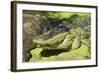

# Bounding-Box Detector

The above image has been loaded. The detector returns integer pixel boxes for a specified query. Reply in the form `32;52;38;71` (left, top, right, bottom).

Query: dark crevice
40;49;69;57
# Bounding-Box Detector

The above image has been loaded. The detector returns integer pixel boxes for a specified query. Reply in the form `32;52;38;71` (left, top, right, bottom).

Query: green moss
41;57;50;61
57;52;74;60
71;36;81;50
31;48;43;55
57;44;90;60
30;48;62;62
81;39;90;48
46;12;90;19
29;44;90;62
26;41;37;50
33;39;46;46
33;32;68;46
45;32;68;46
57;34;74;50
73;44;89;57
40;55;57;62
24;23;32;33
29;48;43;62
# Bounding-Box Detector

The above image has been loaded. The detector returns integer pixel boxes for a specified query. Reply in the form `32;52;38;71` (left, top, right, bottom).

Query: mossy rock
25;41;37;50
46;32;68;46
41;56;57;62
71;36;81;50
57;44;90;60
69;27;88;39
24;22;32;33
29;44;90;62
74;44;90;57
27;28;90;62
29;48;43;62
33;32;68;46
57;34;74;50
31;48;43;55
81;39;90;48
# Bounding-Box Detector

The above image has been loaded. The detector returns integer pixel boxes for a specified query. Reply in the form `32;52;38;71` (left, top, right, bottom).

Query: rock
72;15;91;28
57;34;74;50
46;32;68;46
23;11;50;62
34;26;69;41
33;32;68;46
25;26;91;62
29;44;90;62
41;56;57;62
25;41;37;50
81;38;91;49
24;52;32;62
57;44;90;60
29;48;43;62
73;44;90;57
50;26;69;34
71;36;81;50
